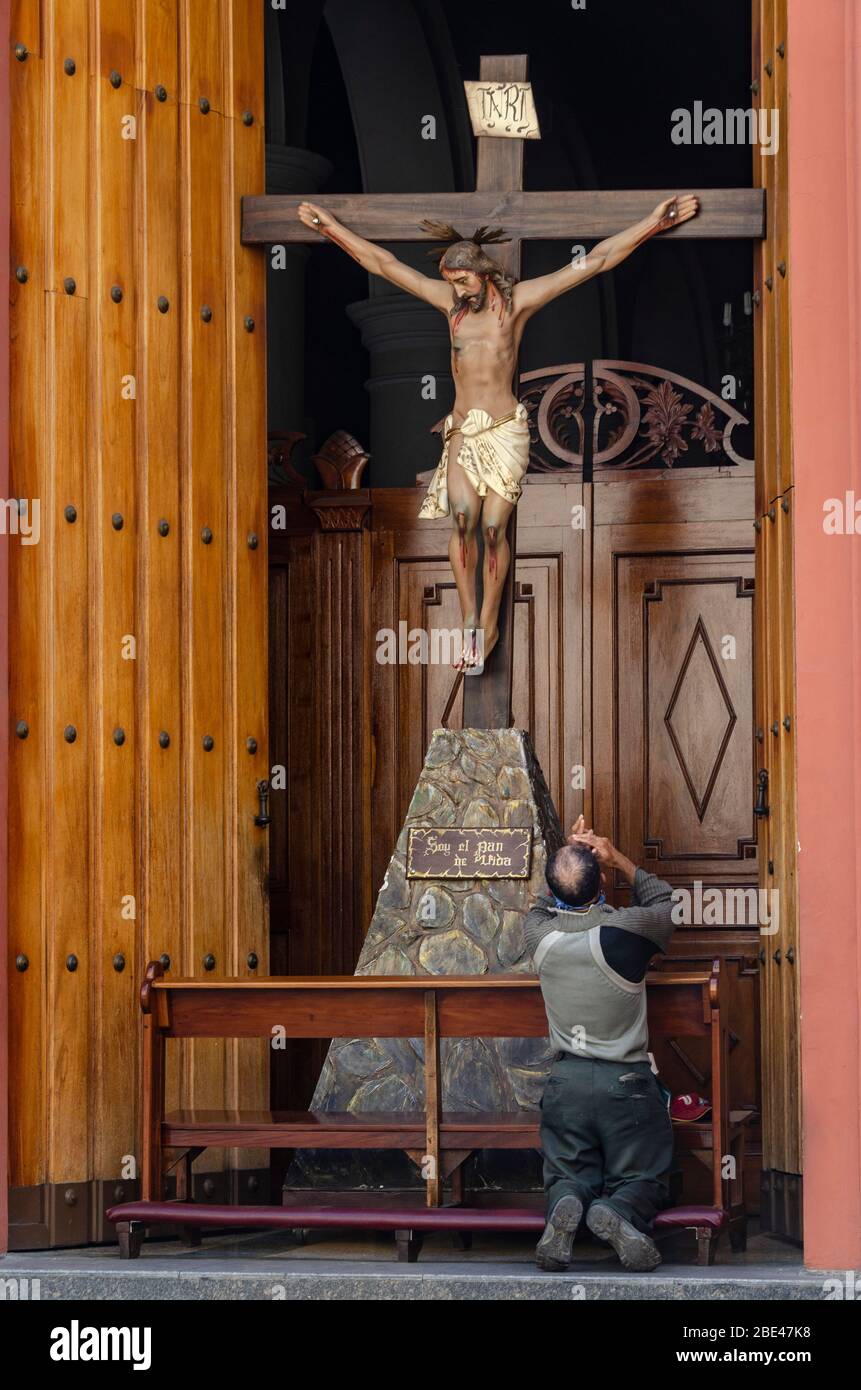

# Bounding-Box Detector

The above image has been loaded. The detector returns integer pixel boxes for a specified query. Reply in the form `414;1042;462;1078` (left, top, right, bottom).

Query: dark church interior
265;0;754;486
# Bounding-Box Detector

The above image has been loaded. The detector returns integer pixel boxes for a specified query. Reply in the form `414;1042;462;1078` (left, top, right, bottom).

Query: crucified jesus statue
298;193;699;670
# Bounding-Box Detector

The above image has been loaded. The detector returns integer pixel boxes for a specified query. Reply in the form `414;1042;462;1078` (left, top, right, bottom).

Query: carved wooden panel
268;498;374;1113
590;476;757;894
589;473;760;1207
8;0;268;1229
632;569;755;870
520;360;753;476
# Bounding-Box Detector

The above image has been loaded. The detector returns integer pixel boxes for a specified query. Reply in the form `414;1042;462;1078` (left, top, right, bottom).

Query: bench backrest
142;962;720;1040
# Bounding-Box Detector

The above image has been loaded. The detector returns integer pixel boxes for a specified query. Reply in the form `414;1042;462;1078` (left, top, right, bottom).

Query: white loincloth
418;402;530;520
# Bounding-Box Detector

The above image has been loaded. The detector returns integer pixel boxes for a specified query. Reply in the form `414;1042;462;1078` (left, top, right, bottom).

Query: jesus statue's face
441;267;486;313
445;266;484;300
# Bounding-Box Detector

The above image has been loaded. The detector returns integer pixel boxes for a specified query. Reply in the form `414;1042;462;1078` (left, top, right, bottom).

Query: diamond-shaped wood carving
664;616;737;822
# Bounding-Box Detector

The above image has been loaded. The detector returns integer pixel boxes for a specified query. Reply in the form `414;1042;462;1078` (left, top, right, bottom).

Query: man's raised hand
569;829;616;868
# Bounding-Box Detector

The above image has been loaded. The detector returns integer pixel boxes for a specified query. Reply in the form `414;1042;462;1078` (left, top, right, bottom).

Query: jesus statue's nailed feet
453;623;499;675
454;626;485;674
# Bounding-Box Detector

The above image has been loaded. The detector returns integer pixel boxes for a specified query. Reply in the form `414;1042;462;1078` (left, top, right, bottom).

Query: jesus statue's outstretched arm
513;195;700;318
297;201;452;310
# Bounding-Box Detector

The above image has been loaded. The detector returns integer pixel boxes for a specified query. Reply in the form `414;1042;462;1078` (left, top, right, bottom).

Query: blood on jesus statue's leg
446;451;516;672
478;490;515;665
446;450;482;670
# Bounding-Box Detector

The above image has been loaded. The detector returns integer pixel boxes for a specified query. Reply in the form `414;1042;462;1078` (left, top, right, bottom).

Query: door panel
753;0;800;1208
617;562;755;877
8;0;268;1245
589;476;761;1193
590;480;757;898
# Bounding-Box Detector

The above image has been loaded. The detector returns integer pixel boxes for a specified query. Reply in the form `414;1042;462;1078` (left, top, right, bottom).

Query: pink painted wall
0;0;12;1256
0;0;11;1262
789;0;861;1270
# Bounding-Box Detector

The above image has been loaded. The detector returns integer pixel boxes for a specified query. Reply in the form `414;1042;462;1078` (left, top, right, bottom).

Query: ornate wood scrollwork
267;430;307;487
519;360;753;475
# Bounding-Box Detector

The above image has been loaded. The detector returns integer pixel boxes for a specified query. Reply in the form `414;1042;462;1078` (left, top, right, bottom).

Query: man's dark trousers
540;1054;674;1234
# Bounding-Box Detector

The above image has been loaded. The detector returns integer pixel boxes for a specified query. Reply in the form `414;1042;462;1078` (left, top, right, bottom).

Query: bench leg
449;1161;465;1206
182;1225;203;1249
395;1228;423;1263
728;1215;748;1253
117;1220;145;1260
695;1227;720;1266
451;1231;473;1251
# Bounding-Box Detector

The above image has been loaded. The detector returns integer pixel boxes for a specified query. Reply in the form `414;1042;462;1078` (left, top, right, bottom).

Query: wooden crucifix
242;55;764;731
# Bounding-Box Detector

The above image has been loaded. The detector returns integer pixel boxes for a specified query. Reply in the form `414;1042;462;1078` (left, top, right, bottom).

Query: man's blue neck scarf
552;892;606;913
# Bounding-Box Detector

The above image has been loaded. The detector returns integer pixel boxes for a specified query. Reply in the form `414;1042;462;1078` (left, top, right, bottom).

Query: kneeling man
524;822;675;1272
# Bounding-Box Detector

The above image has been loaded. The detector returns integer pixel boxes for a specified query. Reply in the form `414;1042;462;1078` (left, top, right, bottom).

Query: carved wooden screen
8;0;268;1247
521;361;753;476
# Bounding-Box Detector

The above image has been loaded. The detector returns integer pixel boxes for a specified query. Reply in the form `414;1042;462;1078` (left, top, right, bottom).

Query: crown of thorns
419;220;511;261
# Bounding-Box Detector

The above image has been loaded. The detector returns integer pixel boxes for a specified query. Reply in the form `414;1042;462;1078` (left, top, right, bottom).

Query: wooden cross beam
242;54;764;729
241;188;765;245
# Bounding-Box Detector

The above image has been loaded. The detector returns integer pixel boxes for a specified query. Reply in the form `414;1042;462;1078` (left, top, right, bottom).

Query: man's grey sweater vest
523;870;676;1064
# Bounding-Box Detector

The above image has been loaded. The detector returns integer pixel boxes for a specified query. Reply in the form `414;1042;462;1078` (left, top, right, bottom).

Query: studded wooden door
7;0;268;1247
752;0;801;1236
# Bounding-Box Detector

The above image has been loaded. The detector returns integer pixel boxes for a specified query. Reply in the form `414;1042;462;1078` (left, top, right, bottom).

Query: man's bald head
545;843;602;909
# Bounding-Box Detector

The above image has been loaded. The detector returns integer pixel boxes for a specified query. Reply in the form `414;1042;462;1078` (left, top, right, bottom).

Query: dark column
324;0;468;486
347;295;452;487
265;145;333;438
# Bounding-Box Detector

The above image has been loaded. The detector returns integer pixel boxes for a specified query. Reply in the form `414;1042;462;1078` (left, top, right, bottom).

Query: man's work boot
586;1201;662;1271
535;1194;583;1271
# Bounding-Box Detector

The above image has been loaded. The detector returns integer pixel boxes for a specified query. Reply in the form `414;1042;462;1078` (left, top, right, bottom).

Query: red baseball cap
670;1092;712;1122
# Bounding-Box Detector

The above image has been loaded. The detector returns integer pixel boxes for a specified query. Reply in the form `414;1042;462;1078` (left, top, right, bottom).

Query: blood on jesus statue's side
297;194;699;671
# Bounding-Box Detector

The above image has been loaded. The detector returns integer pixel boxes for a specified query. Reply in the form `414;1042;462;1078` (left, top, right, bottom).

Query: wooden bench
106;959;748;1264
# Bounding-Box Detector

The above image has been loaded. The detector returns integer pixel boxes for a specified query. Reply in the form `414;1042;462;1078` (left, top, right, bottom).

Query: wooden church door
752;0;801;1238
7;0;269;1247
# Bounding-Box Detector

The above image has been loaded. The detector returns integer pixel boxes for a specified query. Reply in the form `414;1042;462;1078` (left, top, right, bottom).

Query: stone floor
1;1221;841;1300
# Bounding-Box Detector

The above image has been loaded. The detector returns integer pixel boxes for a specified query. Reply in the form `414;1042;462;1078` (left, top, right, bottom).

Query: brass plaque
463;80;541;140
407;828;532;880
